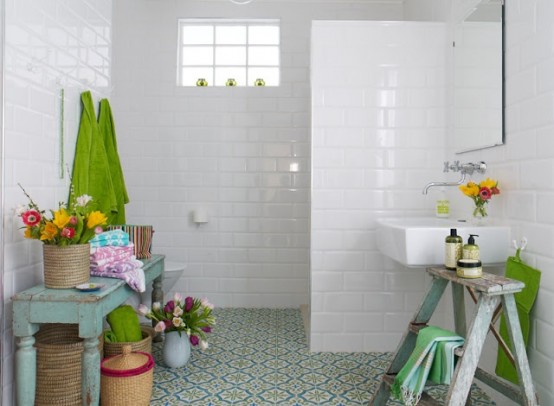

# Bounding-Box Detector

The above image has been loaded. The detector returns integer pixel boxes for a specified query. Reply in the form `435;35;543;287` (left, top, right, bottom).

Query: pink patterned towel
90;259;145;292
90;244;134;260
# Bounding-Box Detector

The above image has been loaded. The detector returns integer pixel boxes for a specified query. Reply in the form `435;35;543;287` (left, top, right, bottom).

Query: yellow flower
24;226;33;239
52;209;71;229
479;178;497;189
86;211;108;229
40;222;58;241
459;182;479;197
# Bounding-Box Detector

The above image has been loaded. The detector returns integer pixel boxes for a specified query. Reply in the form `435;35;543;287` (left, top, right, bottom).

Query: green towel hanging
69;91;118;218
98;98;129;224
495;247;541;384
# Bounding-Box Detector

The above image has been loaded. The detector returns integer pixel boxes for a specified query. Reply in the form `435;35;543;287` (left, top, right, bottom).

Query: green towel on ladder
495;248;541;384
70;91;117;218
391;326;464;406
98;99;129;224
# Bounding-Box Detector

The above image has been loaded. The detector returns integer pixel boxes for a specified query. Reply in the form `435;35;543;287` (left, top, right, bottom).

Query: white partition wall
311;21;448;352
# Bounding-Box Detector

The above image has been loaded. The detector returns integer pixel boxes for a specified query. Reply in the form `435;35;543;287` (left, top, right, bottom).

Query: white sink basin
376;217;510;267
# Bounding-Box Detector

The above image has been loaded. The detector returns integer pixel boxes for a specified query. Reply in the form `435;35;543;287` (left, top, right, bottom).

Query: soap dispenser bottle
445;228;462;270
435;188;450;218
463;234;480;260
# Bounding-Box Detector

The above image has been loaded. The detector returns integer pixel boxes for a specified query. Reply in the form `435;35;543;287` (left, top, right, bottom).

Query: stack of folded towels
89;229;145;292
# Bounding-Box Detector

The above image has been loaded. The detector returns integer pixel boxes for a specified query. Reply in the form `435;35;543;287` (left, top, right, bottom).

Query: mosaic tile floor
151;308;495;405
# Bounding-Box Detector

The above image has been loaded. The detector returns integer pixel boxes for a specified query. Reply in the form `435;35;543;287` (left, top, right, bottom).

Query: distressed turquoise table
12;254;165;406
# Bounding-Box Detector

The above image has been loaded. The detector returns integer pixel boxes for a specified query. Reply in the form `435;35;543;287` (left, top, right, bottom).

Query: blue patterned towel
89;229;129;248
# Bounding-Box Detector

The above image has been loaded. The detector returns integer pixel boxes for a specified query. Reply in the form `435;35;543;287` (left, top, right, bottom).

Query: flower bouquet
16;184;108;245
459;178;500;218
16;184;108;288
139;294;215;368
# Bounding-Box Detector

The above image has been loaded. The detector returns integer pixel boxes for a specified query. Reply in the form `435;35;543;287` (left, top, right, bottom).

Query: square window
178;19;280;87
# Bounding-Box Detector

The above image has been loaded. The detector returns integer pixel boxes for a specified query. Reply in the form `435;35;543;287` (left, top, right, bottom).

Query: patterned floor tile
151;308;495;405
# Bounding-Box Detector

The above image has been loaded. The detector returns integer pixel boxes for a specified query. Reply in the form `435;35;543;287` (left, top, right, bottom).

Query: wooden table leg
446;294;500;406
152;275;164;342
82;336;101;406
16;335;36;406
502;294;539;406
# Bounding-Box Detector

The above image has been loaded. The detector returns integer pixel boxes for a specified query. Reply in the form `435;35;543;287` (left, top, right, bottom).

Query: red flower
491;186;500;195
201;326;212;333
22;210;41;227
189;335;199;346
479;187;492;201
61;227;75;239
164;300;175;313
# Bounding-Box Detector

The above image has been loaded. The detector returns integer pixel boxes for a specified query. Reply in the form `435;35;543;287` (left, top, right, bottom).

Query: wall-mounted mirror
453;0;504;153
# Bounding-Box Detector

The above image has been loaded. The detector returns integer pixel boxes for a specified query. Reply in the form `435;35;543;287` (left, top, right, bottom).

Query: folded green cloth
496;248;541;384
106;305;142;342
103;330;118;344
391;326;464;406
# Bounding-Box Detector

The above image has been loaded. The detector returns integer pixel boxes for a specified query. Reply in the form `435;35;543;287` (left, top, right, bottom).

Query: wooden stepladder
369;267;539;406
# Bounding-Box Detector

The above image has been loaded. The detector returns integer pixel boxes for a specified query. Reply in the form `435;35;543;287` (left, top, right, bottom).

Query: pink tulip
154;321;166;332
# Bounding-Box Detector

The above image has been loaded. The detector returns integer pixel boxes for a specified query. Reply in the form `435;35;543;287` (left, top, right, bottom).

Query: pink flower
479;187;492;201
22;210;41;227
69;216;78;225
137;304;149;316
61;227;75;239
491;186;500;195
201;297;214;310
201;326;212;333
185;297;194;312
174;292;183;303
94;226;103;234
189;335;199;346
154;321;166;332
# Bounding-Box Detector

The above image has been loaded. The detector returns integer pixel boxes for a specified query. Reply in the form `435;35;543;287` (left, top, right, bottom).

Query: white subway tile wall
445;1;554;404
311;21;448;352
2;0;113;403
111;0;402;309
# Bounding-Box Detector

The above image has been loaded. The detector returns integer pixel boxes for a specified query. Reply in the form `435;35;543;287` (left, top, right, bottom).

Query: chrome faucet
422;161;487;194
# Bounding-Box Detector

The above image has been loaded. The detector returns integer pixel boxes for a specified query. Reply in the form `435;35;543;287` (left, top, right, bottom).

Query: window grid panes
178;19;280;87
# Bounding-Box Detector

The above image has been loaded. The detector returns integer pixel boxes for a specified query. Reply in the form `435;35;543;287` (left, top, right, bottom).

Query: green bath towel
98;99;129;224
106;305;142;343
495;248;541;384
391;326;464;406
69;91;117;219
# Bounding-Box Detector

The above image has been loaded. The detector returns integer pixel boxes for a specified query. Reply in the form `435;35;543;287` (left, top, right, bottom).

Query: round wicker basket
103;326;154;358
43;243;90;289
101;345;154;406
34;324;103;406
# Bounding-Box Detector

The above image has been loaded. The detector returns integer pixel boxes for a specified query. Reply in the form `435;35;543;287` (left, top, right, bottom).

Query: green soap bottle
463;234;480;260
445;228;462;270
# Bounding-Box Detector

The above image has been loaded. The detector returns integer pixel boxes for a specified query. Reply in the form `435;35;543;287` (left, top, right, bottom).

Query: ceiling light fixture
229;0;253;4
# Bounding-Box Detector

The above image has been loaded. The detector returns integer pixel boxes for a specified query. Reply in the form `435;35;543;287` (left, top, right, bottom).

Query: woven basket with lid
101;345;154;406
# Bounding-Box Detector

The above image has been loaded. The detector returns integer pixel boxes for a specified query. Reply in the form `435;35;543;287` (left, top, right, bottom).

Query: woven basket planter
34;324;103;406
101;346;154;406
43;243;90;289
103;326;154;358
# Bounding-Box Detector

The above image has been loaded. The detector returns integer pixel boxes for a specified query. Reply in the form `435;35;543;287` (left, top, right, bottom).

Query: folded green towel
106;305;142;342
103;330;118;344
391;326;464;406
496;248;541;384
98;99;129;224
